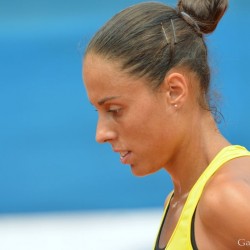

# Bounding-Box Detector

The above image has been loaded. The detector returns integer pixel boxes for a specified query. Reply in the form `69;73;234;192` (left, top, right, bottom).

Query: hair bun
177;0;228;34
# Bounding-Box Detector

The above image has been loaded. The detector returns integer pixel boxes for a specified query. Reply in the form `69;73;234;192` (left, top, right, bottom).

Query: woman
83;0;250;249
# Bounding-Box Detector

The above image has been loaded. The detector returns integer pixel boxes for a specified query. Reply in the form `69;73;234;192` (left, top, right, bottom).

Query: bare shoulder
197;156;250;248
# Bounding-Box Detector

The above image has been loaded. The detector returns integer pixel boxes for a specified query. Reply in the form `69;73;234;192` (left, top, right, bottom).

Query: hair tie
180;11;201;34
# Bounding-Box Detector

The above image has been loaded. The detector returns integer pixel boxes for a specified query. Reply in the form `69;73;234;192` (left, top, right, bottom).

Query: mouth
120;151;131;164
119;151;130;159
113;149;131;164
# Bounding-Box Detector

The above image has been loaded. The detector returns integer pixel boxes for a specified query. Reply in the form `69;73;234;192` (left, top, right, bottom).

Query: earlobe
163;72;188;107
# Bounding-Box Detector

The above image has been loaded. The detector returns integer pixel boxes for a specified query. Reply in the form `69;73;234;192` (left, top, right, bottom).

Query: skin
83;53;250;249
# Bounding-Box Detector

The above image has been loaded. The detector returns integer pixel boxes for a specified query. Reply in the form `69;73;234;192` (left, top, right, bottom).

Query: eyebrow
97;96;121;105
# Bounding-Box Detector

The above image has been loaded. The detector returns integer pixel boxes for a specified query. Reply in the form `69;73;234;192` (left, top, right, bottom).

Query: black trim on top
154;204;170;250
191;208;199;250
154;202;199;250
154;190;198;250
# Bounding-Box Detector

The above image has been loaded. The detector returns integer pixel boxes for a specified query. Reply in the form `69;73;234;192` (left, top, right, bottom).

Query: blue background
0;0;250;214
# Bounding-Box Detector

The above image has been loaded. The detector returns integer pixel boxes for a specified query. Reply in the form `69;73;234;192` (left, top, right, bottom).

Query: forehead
83;53;113;74
83;53;121;87
83;54;152;103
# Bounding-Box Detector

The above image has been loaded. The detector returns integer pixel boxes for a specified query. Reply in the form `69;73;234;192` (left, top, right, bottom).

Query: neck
164;112;230;199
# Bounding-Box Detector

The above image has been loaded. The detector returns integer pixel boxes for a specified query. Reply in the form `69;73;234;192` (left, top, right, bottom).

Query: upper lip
113;148;130;155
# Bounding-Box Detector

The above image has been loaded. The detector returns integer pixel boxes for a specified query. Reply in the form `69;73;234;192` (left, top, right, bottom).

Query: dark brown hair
85;0;228;109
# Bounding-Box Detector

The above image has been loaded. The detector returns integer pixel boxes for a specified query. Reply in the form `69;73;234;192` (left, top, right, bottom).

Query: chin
130;164;159;177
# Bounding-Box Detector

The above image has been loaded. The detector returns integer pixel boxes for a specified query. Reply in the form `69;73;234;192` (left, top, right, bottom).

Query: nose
95;116;117;143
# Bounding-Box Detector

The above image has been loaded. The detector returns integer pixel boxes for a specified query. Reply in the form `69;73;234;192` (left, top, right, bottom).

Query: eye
108;108;121;114
107;105;122;117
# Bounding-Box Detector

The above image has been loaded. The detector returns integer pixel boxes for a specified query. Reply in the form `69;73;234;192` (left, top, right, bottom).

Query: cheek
126;106;178;160
122;107;156;136
123;105;171;145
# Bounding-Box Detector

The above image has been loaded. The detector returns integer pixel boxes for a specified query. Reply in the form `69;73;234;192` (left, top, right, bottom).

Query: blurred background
0;0;249;249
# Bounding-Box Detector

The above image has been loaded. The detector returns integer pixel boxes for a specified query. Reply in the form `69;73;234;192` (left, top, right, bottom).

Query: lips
120;151;131;164
113;148;131;164
120;151;130;158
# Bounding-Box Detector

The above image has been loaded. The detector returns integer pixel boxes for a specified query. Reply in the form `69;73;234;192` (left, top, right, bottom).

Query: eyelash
94;108;122;116
108;108;122;116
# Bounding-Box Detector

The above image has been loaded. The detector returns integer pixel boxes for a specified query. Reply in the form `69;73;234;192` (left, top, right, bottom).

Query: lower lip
120;151;131;164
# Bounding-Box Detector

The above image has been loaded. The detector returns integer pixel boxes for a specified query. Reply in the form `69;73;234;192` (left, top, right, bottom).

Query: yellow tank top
154;145;250;250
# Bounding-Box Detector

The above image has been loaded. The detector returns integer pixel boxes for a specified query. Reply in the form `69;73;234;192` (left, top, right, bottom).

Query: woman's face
83;54;183;176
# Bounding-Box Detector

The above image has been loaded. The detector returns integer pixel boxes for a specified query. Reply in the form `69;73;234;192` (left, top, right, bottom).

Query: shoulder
197;156;250;248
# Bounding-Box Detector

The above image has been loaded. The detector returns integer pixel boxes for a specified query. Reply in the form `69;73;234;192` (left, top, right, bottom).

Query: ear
161;72;188;107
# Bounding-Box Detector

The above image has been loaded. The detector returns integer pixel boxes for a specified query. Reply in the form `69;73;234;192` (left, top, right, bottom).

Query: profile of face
83;53;188;176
